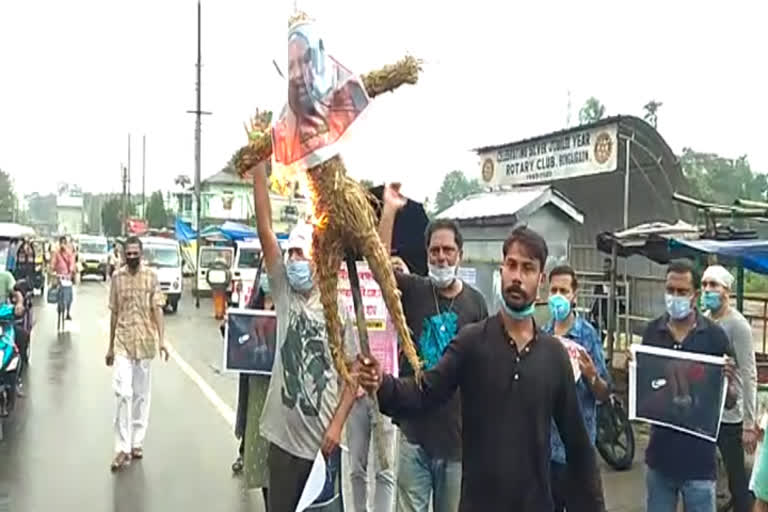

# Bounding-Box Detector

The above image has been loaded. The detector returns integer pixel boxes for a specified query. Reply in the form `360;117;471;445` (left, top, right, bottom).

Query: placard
223;309;278;375
629;344;728;442
338;262;398;377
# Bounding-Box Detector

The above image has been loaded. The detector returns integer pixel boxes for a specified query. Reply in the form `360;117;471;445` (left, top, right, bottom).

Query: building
56;193;83;235
173;167;309;234
437;186;584;312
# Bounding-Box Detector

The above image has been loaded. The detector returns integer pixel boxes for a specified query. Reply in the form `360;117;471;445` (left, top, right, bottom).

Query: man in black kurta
358;226;605;512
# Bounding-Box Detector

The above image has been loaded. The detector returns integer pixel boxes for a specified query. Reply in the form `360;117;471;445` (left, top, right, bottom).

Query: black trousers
717;421;754;512
551;459;605;512
268;443;313;512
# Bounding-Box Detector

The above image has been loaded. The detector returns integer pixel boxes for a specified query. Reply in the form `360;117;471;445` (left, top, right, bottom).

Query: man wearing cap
702;265;757;512
249;159;358;512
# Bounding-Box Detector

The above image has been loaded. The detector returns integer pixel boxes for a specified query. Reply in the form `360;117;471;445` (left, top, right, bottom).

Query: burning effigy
236;11;422;385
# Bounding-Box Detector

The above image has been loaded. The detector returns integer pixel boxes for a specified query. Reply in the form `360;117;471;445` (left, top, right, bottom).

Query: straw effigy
236;56;422;386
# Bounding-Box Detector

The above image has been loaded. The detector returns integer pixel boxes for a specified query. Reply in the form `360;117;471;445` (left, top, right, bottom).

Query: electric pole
187;0;212;308
127;134;132;224
121;163;128;236
142;135;146;219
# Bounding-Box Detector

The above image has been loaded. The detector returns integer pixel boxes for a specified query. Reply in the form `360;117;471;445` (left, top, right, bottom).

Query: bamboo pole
345;255;390;471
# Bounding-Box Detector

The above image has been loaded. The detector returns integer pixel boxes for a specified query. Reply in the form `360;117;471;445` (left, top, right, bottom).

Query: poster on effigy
629;344;728;442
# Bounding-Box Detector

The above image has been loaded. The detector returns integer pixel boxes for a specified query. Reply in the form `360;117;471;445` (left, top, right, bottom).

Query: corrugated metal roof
437;186;584;224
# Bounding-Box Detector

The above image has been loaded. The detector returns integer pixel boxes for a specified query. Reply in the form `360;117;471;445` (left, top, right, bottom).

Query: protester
51;237;76;323
105;236;169;472
545;264;611;512
345;255;411;512
108;245;122;277
0;267;15;304
642;259;738;511
701;264;757;512
249;160;357;512
231;273;274;511
358;225;604;511
377;188;489;512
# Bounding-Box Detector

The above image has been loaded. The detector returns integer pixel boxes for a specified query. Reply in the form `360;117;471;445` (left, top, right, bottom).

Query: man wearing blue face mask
248;160;358;512
378;188;488;512
702;265;757;512
545;265;610;512
641;259;738;512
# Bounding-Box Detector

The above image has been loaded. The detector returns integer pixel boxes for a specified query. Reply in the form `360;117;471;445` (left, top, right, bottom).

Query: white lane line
165;343;235;428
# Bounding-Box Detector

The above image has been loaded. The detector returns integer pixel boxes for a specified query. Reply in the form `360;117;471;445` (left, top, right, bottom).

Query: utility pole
121;163;128;236
187;0;212;308
142;135;146;219
127;134;132;223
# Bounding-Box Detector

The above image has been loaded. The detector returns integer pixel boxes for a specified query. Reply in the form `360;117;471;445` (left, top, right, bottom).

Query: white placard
478;123;618;186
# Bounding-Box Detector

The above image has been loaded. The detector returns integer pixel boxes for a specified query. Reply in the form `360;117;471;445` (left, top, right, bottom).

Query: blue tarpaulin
174;218;196;242
669;238;768;275
219;221;258;241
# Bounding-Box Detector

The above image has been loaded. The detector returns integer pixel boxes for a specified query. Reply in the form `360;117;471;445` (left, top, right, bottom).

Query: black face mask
126;257;140;269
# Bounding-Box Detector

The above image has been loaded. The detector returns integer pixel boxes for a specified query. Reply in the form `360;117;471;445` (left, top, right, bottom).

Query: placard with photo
223;308;278;375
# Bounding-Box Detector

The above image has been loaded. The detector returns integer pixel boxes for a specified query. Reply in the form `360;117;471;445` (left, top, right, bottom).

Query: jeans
396;436;461;512
347;397;396;512
717;422;754;512
645;466;716;512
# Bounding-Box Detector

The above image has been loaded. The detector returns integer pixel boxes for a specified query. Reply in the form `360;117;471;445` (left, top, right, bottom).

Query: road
0;278;647;512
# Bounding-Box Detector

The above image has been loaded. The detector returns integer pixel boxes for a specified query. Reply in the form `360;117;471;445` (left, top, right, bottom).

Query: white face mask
428;263;457;289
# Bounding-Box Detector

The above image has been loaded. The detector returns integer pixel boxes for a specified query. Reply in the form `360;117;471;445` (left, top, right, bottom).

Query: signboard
629;344;728;442
479;123;618;186
338;262;398;377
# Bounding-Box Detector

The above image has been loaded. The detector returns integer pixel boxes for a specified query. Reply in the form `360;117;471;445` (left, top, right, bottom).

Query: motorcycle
0;303;20;428
596;393;635;471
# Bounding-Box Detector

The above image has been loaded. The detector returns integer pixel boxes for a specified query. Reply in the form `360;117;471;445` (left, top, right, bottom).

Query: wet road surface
0;279;264;512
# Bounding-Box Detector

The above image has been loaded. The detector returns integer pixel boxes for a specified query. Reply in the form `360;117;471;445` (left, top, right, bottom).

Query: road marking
165;343;235;428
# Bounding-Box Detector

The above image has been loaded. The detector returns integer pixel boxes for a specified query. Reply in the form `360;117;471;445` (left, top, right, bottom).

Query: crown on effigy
288;10;312;29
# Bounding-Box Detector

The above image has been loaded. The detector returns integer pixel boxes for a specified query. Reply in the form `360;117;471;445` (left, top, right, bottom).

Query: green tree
578;97;606;125
174;174;192;189
0;169;17;222
145;191;168;229
434;170;483;214
359;179;375;190
680;148;766;204
101;196;135;236
643;100;663;129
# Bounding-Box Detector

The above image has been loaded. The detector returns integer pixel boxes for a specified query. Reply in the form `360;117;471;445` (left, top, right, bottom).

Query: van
229;240;262;307
195;246;234;297
77;235;109;280
141;237;183;313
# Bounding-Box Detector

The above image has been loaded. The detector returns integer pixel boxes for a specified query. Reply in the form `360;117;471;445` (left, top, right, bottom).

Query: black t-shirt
642;313;734;481
395;272;488;461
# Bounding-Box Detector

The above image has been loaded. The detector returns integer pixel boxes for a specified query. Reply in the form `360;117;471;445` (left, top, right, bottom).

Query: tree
578;97;606;125
145;191;168;229
101;196;135;236
359;179;375;190
681;148;767;204
434;170;483;214
174;174;192;189
0;169;17;222
643;100;663;128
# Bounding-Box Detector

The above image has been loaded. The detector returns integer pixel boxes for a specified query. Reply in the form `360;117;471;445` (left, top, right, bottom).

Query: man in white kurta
105;237;168;471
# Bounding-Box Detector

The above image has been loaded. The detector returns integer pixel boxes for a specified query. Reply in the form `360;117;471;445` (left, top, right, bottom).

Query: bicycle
55;275;73;332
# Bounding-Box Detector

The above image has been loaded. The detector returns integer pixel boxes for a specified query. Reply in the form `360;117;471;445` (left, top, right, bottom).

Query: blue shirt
545;314;609;465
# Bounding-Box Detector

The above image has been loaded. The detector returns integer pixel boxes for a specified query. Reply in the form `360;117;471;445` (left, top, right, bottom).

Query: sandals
110;452;131;472
131;447;144;459
232;455;244;473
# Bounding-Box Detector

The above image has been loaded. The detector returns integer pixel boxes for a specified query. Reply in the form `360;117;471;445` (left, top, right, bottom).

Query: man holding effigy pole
249;160;357;512
357;225;605;512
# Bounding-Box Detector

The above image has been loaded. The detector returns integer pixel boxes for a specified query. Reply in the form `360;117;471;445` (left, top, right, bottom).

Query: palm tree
578;97;606;125
174;174;192;189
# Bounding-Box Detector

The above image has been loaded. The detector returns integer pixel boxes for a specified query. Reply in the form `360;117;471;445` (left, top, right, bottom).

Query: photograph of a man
225;310;278;374
632;345;728;441
272;18;369;168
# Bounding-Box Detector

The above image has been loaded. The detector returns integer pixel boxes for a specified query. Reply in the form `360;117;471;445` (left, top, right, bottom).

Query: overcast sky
0;1;766;204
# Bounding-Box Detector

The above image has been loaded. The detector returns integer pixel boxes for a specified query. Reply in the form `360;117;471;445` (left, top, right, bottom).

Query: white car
229;240;262;307
76;235;109;280
141;237;183;313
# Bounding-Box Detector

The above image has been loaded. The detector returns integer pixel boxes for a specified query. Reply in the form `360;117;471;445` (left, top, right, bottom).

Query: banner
223;309;278;375
629;344;728;442
338;262;398;377
478;123;618;186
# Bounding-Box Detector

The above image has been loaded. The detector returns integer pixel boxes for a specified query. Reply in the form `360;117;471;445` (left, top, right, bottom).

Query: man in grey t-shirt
250;160;358;512
702;265;757;512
